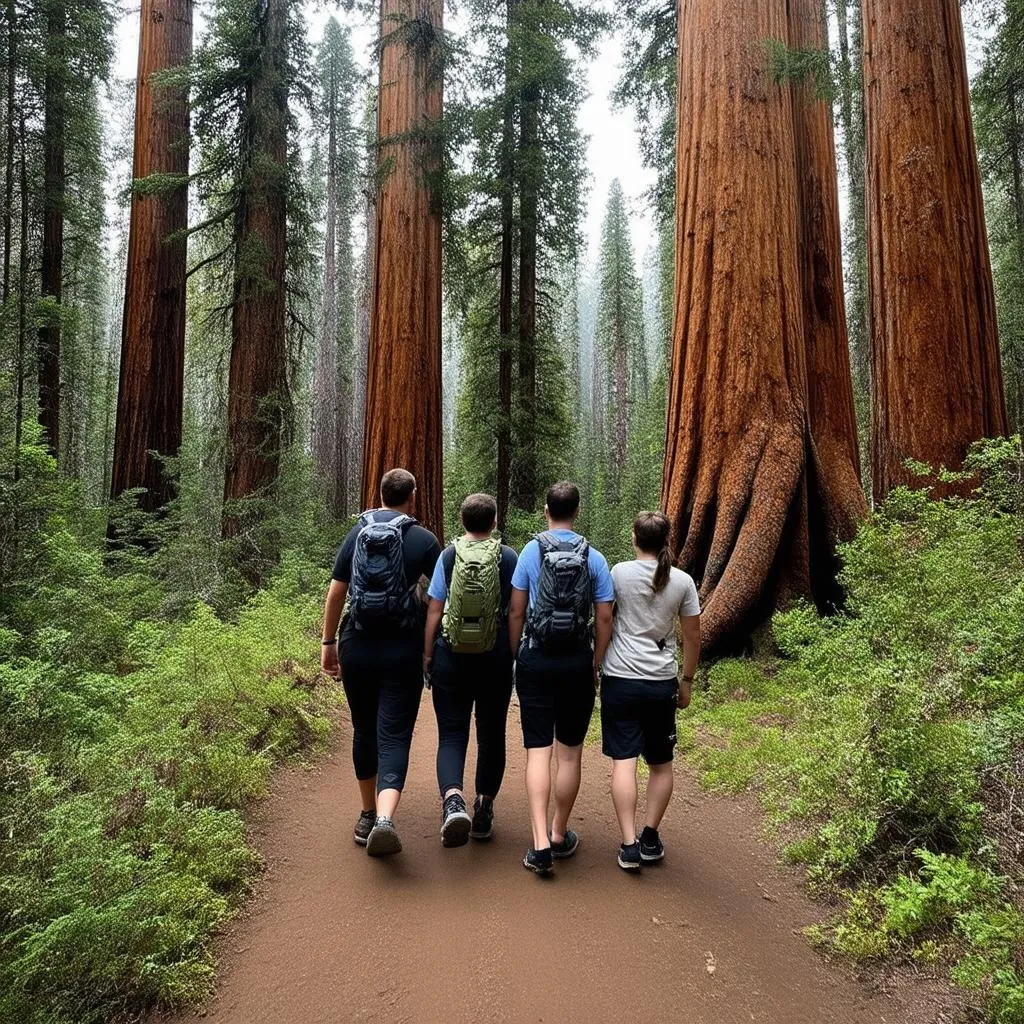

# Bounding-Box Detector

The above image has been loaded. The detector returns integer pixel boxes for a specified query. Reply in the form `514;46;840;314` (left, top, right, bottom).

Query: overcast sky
113;3;658;271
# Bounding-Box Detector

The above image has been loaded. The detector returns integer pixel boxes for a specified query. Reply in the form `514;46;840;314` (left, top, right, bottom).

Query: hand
593;662;601;692
677;677;692;710
422;653;433;680
321;643;340;680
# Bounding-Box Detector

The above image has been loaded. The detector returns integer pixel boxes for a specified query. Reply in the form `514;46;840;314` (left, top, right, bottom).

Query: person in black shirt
422;494;518;847
321;468;441;856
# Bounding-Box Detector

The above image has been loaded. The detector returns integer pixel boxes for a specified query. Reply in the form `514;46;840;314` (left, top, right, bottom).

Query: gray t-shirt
602;560;701;680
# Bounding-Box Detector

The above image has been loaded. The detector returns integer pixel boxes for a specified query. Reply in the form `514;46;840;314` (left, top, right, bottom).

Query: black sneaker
470;796;494;840
440;794;472;848
549;829;580;859
353;809;376;846
618;841;642;871
639;826;665;862
523;847;554;874
366;816;402;857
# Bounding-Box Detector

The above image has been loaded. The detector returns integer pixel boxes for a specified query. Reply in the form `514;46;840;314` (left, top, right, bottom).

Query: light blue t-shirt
511;530;615;608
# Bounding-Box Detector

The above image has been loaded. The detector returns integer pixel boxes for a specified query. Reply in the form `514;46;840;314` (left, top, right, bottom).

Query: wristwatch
322;638;338;646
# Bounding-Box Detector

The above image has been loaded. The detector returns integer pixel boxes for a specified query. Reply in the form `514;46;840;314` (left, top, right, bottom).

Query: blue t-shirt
511;530;615;608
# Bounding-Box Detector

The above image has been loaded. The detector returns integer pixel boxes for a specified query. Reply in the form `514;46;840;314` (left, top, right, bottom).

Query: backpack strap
441;544;457;591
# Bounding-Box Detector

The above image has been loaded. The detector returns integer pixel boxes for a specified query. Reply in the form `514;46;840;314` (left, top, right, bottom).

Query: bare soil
170;692;955;1024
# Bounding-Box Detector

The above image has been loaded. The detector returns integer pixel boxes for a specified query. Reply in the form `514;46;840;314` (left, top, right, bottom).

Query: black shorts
515;645;595;749
600;674;678;765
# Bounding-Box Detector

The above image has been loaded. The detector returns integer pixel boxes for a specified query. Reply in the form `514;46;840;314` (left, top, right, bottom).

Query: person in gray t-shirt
600;512;701;871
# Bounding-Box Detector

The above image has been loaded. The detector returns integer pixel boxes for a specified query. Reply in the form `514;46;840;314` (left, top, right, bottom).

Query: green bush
681;437;1024;1023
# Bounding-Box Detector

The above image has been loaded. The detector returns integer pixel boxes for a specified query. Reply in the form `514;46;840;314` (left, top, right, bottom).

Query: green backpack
442;535;502;654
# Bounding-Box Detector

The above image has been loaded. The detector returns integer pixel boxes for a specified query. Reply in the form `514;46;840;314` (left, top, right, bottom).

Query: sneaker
618;841;642;871
522;847;554;874
549;829;580;859
470;796;494;840
639;826;665;862
353;809;376;846
366;816;402;857
440;794;472;848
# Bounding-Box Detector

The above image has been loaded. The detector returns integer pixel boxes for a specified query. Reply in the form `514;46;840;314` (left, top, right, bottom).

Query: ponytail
633;511;673;593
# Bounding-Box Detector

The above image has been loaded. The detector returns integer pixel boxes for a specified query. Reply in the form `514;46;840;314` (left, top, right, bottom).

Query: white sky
113;2;656;271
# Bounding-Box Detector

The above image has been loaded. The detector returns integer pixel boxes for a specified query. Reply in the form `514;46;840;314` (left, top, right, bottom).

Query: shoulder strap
442;544;457;590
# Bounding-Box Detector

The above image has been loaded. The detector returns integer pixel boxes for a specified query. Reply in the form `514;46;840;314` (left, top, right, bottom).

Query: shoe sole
354;834;369;847
640;849;665;863
617;855;642;871
522;855;554;875
366;827;402;857
469;826;493;841
441;812;472;848
551;837;581;860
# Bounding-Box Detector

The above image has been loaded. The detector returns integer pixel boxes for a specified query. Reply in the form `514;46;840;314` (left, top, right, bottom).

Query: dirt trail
174;692;944;1024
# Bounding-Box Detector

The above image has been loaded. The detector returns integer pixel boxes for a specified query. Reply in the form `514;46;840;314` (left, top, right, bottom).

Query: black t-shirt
333;510;441;645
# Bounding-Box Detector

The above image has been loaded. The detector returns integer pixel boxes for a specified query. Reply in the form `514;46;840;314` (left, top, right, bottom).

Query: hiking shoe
549;829;580;859
353;809;376;846
470;796;494;840
618;842;642;872
366;816;402;857
523;847;554;875
440;794;472;848
639;826;665;862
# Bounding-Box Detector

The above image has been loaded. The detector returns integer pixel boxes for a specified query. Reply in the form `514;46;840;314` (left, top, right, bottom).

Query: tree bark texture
110;0;191;515
789;0;867;565
3;0;16;304
864;0;1008;500
662;0;812;652
38;0;65;459
222;0;289;532
361;0;444;537
496;23;514;531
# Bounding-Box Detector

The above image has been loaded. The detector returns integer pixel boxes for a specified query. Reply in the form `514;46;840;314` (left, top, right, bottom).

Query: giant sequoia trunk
790;0;867;583
864;0;1008;499
38;0;65;459
361;0;444;536
110;0;191;516
663;0;814;652
222;0;288;538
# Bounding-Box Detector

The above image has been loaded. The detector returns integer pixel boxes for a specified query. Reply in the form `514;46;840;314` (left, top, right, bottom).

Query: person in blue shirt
508;481;615;874
423;494;519;848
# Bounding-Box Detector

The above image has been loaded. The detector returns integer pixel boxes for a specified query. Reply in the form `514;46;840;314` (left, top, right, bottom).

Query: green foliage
680;439;1024;1022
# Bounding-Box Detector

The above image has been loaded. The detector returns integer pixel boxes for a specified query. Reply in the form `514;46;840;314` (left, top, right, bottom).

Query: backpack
442;536;503;654
348;511;417;630
526;532;592;652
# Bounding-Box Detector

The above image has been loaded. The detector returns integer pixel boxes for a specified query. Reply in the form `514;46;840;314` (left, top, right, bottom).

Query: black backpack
525;532;592;651
348;511;417;630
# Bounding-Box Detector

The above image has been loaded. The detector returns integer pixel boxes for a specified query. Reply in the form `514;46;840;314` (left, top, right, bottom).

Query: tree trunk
496;13;514;531
864;0;1009;500
3;0;15;304
361;0;444;537
13;112;27;482
38;0;65;460
352;170;374;511
662;0;811;652
513;79;538;512
110;0;192;517
313;60;341;516
789;0;867;589
222;0;289;539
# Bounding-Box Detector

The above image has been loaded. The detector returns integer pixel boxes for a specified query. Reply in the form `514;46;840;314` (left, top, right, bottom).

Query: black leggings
340;635;422;794
430;640;514;798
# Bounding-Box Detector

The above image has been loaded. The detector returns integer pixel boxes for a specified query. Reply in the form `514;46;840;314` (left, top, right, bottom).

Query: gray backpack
348;511;417;630
526;532;592;651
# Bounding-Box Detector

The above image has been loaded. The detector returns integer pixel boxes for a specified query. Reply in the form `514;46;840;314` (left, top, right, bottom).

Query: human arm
678;613;701;708
508;588;528;655
592;601;614;688
423;598;444;678
321;580;348;678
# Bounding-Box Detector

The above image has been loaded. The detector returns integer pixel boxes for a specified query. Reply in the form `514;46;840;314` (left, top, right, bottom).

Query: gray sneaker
440;794;472;848
353;809;376;846
366;816;402;857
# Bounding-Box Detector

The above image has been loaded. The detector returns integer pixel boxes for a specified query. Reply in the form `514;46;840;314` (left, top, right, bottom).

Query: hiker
601;511;701;871
422;493;519;847
320;468;441;857
508;481;614;875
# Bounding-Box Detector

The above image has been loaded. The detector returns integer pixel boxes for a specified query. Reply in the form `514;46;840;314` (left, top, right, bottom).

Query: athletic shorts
515;644;595;749
600;674;678;765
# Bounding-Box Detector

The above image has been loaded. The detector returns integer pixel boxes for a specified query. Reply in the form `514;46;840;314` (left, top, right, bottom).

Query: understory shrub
679;438;1024;1022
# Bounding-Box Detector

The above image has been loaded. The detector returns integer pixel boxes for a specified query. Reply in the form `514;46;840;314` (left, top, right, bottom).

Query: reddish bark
110;0;191;515
361;0;444;537
864;0;1008;499
789;0;867;571
496;18;514;531
38;0;65;459
662;0;811;652
222;0;288;537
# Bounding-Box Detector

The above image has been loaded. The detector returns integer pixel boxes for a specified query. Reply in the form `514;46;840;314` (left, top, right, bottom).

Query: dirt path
174;692;945;1024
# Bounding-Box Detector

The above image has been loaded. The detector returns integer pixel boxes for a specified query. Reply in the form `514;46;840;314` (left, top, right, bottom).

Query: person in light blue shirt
508;481;615;875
